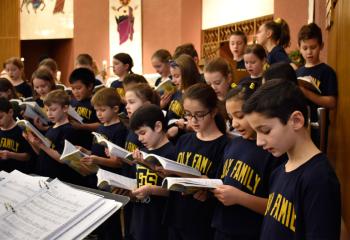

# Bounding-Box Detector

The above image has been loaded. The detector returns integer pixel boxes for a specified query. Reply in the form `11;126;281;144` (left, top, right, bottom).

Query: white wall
202;0;274;29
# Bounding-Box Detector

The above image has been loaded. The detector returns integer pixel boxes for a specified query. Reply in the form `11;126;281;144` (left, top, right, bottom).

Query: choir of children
0;20;342;240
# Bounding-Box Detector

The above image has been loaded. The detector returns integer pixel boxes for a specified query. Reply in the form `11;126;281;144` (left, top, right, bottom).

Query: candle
20;57;25;62
102;60;107;70
56;71;61;81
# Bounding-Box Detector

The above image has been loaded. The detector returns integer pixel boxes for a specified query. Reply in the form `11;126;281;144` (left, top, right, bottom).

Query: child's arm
23;132;41;155
26;132;61;162
81;154;124;168
0;150;30;161
299;86;337;109
132;185;169;200
71;121;100;131
212;184;267;215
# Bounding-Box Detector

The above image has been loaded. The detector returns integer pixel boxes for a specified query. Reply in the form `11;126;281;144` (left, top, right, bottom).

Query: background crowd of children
0;19;344;240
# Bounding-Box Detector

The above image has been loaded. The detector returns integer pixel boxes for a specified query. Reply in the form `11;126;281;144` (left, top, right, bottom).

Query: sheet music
0;179;103;240
0;170;46;216
0;171;8;182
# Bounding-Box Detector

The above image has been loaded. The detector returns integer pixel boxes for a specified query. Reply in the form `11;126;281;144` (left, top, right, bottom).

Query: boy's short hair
69;68;95;87
0;97;12;113
76;53;93;67
173;43;198;59
38;58;58;73
129;104;166;132
243;79;309;127
263;62;297;84
298;23;323;45
44;89;70;107
91;87;121;108
230;30;247;44
123;73;148;89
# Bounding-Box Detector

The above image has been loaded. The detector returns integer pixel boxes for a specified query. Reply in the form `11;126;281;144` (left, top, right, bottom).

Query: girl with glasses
164;83;229;240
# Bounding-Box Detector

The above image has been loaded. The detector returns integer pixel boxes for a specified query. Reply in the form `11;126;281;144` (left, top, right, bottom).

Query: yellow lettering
233;161;242;179
238;163;249;183
265;193;274;215
252;174;261;194
290;205;296;232
270;193;282;218
278;197;289;225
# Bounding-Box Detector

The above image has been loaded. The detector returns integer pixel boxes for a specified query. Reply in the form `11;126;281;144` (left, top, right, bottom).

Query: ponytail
264;18;290;48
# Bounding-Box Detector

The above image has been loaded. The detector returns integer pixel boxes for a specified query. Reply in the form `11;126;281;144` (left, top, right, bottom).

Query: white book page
0;179;103;240
0;171;9;182
97;169;136;191
146;155;201;177
163;177;223;190
68;106;83;124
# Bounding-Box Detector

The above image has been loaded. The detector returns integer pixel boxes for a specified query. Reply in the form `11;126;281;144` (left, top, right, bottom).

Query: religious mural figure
112;0;136;45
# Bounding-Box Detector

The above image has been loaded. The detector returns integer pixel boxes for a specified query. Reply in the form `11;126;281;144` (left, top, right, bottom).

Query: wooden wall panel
327;0;350;231
0;0;20;66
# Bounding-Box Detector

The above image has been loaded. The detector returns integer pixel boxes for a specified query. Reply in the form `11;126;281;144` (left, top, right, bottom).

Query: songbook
92;132;201;177
56;83;72;93
18;101;49;125
0;170;123;240
92;132;135;165
97;168;137;191
297;76;321;93
60;140;99;176
68;106;84;124
16;118;52;148
155;79;176;96
162;177;223;193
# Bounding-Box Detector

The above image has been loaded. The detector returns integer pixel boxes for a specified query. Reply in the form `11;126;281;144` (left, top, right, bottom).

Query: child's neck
104;117;120;126
148;133;169;150
233;55;243;62
11;78;24;86
53;117;69;128
250;73;263;79
118;72;127;81
1;119;16;131
197;121;222;141
285;130;320;172
305;60;321;68
265;41;277;53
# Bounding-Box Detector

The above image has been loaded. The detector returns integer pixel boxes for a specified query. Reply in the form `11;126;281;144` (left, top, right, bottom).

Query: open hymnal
155;79;176;96
16;118;52;148
68;106;84;124
60;140;99;176
97;168;137;191
56;83;72;93
0;170;122;240
92;132;201;177
17;101;49;125
297;76;321;93
162;177;223;193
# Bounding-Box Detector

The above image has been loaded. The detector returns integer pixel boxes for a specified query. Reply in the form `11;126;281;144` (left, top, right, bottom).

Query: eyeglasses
183;111;211;121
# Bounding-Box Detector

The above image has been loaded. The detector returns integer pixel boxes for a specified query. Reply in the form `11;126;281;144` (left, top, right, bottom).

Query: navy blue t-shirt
36;122;84;185
110;80;126;112
35;98;44;108
91;122;128;173
165;90;183;123
267;45;291;65
71;97;99;149
123;130;143;178
0;125;33;173
15;81;32;98
296;63;338;122
238;76;263;87
236;59;246;70
131;141;175;240
164;132;229;235
212;137;282;238
260;153;341;240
